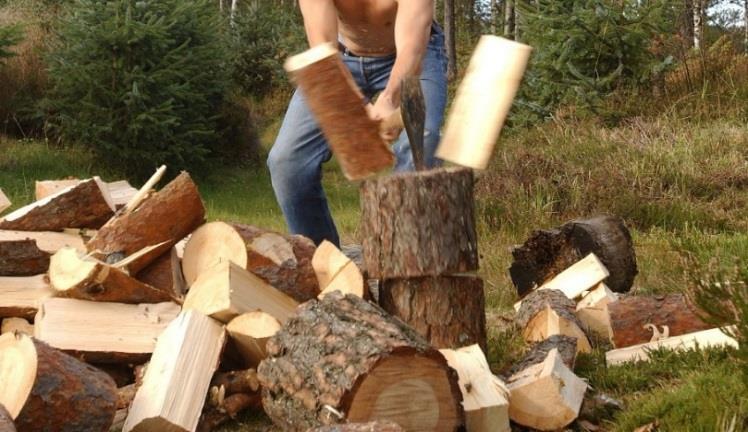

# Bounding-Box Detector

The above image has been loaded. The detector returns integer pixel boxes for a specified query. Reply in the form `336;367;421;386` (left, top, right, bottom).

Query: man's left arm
370;0;433;120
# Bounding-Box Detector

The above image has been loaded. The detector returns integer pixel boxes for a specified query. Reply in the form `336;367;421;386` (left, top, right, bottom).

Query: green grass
2;111;748;431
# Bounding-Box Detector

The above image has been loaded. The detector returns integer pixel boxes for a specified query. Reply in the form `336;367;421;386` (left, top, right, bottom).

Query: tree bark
444;0;457;80
87;172;205;275
0;239;49;276
507;335;578;376
379;276;486;351
360;167;478;279
693;0;703;50
504;0;515;40
257;292;464;432
0;333;117;432
607;294;713;348
134;247;186;303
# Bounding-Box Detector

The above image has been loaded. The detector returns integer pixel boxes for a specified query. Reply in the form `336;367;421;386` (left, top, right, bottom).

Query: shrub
0;23;21;61
45;0;234;180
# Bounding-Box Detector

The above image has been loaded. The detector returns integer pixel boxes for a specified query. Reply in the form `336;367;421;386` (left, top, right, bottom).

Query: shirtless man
268;0;447;246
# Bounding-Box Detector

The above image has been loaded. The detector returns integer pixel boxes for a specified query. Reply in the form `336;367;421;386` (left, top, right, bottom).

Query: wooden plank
0;230;86;253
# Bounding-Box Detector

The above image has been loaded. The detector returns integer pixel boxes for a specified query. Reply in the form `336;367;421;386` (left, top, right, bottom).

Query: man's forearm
299;0;338;47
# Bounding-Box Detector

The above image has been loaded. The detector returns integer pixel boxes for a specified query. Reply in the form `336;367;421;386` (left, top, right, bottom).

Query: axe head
284;44;394;181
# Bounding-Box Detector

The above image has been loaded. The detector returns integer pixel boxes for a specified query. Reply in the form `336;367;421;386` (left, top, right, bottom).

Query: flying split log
0;189;9;214
258;292;464;431
226;312;282;367
607;293;713;348
507;347;587;431
0;239;50;277
510;215;638;296
34;298;180;363
184;260;299;324
575;283;618;338
307;422;404;432
605;326;738;366
516;289;592;353
87;172;205;274
0;275;53;319
0;177;115;231
183;222;319;302
0;405;14;432
284;43;394;180
0;332;118;432
123;311;226;432
379;275;487;350
360;167;478;279
439;345;510;432
135;247;186;303
313;240;365;299
36;179;138;210
0;229;87;252
49;247;174;304
1;318;33;335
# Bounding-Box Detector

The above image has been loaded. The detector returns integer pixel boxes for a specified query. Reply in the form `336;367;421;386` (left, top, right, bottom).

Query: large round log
0;332;117;431
0;239;50;277
182;222;319;302
607;294;713;348
510;215;637;295
257;292;464;431
379;275;486;351
360;167;478;279
516;289;592;353
87;172;205;275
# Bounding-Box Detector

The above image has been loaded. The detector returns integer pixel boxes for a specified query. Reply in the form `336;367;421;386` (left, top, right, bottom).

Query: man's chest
333;0;398;24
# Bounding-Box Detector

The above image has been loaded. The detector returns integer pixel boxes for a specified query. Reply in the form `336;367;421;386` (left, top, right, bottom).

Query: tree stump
360;168;478;279
516;289;591;353
379;276;486;351
0;332;117;432
183;222;319;302
0;239;50;276
257;292;464;432
607;294;713;348
87;172;205;274
510;215;637;295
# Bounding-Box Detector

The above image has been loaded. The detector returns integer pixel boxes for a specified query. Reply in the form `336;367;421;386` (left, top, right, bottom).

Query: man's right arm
299;0;338;47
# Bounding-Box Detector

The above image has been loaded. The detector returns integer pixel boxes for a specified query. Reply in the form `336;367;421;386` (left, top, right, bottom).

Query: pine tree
0;24;22;63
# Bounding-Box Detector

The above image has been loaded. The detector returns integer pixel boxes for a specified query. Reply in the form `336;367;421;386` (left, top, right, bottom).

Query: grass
2;107;748;431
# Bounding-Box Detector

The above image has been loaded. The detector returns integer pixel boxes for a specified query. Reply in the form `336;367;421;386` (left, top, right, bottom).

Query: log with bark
575;283;618;338
184;260;299;324
0;229;86;252
0;239;50;276
607;293;713;348
257;292;464;431
0;332;118;431
307;422;404;432
314;240;365;299
0;189;9;215
49;247;174;304
0;177;115;231
226;312;282;367
379;275;486;350
197;393;261;432
183;222;319;302
439;345;510;432
0;274;53;319
506;335;578;377
516;289;592;353
123;311;226;432
0;318;32;336
34;298;180;363
87;172;205;274
507;347;587;431
36;179;137;210
0;404;14;432
360;167;478;279
134;247;186;303
510;215;637;296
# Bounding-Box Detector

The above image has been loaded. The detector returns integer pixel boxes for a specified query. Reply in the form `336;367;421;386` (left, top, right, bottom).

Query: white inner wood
182;222;248;286
0;332;37;418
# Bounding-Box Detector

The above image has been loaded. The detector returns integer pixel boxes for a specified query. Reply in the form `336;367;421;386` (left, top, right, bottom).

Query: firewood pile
0;168;739;432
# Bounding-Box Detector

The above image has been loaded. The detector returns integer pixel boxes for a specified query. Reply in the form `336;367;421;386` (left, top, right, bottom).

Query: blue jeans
268;23;448;247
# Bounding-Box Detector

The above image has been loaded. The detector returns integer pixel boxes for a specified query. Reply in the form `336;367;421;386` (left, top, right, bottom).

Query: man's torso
334;0;398;56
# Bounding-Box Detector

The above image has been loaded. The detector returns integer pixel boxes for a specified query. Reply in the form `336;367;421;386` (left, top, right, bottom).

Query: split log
34;298;180;363
439;345;510;432
182;222;319;302
576;283;618;338
314;240;365;299
0;177;115;231
117;384;137;410
34;179;81;200
107;181;139;209
184;260;298;324
0;275;53;319
0;404;14;432
135;247;186;303
0;318;32;335
0;239;50;276
37;180;138;211
257;292;464;431
0;332;117;431
111;409;127;432
0;189;9;214
227;312;282;367
308;422;404;432
0;229;86;252
507;348;587;431
284;43;394;180
197;392;261;432
211;369;260;396
49;247;174;304
379;275;487;350
606;326;738;366
123;311;226;432
607;294;713;348
516;289;591;353
360;167;478;279
510;215;638;296
87;172;205;274
507;335;578;377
